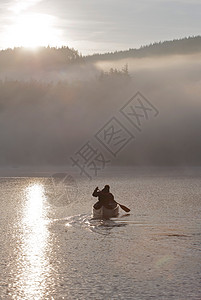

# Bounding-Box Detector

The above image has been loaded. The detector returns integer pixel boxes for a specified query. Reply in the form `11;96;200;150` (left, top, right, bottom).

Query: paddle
116;202;130;213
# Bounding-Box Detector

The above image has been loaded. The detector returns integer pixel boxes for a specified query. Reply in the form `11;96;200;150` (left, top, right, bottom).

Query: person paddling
92;185;117;209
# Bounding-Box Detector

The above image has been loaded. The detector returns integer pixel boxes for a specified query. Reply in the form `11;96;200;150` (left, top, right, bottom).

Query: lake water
0;168;200;299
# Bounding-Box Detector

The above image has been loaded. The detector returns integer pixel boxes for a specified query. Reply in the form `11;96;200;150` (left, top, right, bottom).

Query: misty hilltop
0;46;84;72
86;36;201;61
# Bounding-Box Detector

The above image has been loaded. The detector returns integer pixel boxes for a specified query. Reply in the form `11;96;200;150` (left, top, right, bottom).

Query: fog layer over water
0;51;201;167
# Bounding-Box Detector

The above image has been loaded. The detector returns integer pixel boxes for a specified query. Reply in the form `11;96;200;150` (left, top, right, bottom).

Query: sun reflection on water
17;182;51;299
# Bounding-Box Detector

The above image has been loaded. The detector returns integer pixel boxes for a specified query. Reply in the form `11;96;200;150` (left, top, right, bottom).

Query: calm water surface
0;168;200;299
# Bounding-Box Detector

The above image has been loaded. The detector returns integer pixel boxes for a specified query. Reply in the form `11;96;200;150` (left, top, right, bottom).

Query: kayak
92;204;119;219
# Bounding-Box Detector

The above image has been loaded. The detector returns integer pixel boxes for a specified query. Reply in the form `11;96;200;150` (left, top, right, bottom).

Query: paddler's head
102;185;110;193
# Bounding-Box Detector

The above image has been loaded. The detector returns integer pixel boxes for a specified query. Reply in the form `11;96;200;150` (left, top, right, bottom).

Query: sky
0;0;201;54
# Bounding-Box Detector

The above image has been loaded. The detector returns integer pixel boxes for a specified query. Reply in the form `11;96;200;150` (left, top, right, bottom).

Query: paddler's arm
92;187;99;197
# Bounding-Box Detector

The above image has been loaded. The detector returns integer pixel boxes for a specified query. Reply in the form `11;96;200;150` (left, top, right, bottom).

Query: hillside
85;36;201;61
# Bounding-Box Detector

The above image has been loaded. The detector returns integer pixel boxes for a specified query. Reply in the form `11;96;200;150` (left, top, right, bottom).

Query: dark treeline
99;64;131;81
0;36;200;74
86;36;201;61
0;46;84;72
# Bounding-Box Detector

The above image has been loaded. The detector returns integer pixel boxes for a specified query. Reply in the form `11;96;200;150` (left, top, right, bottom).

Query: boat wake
51;214;129;236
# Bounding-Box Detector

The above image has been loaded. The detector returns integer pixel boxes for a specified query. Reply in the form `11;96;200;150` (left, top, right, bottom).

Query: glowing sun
6;13;60;49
